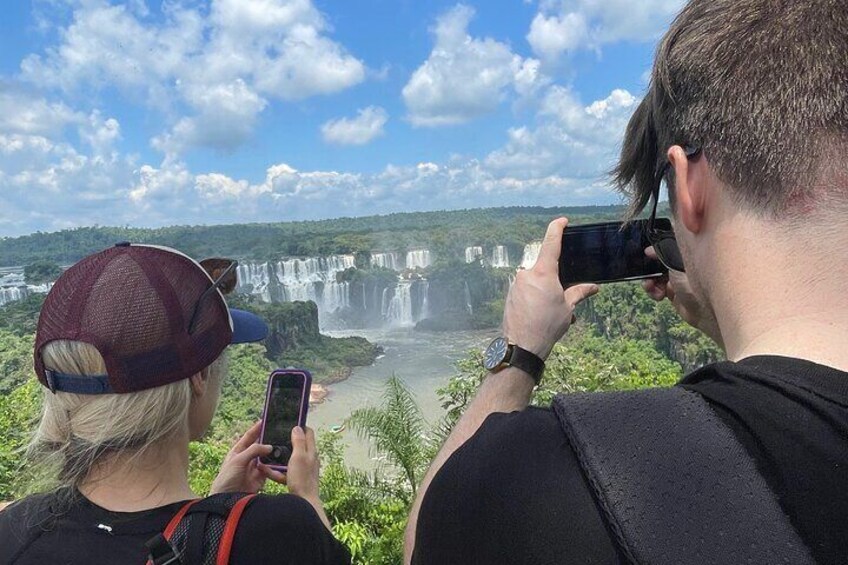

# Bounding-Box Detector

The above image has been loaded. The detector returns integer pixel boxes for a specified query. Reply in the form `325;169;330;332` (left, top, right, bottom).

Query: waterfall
387;281;414;326
419;280;430;320
380;287;391;317
236;255;355;318
520;242;542;270
371;252;403;271
0;286;26;307
237;262;275;302
491;246;510;268
405;250;432;270
0;271;52;307
384;279;430;326
465;246;483;263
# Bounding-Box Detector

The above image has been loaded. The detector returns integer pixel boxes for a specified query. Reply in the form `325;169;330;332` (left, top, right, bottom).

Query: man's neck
79;436;195;512
711;221;848;372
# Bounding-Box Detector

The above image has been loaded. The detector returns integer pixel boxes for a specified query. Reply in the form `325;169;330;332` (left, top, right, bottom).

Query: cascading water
236;255;355;320
464;280;473;316
371;252;403;271
384;280;431;327
465;246;483;263
387;282;414;326
0;286;26;307
0;272;52;307
491;246;510;268
520;242;542;270
406;250;432;270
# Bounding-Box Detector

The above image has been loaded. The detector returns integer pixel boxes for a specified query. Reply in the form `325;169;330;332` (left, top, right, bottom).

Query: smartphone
559;219;669;287
258;369;312;472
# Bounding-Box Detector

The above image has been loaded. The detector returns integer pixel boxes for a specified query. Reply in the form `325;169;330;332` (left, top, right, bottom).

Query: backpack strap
145;500;200;565
552;387;815;565
145;493;257;565
216;494;257;565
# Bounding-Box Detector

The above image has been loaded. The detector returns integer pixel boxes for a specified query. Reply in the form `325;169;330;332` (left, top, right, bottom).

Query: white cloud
0;85;637;236
486;87;638;179
0;86;82;137
527;12;590;61
527;0;684;62
402;5;547;127
321;106;389;145
0;131;136;235
21;0;366;155
153;79;268;157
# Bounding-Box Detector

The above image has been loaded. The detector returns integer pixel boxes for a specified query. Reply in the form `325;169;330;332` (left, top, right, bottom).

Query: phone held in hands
558;219;669;287
259;369;312;472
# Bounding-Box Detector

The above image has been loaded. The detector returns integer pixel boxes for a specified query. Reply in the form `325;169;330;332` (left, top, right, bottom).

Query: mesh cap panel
34;244;233;393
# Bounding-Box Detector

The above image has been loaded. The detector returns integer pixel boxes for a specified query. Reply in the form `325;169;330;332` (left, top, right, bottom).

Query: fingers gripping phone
559;219;670;287
259;369;311;472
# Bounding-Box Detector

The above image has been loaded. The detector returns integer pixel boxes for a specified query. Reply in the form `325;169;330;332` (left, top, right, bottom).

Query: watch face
484;337;509;370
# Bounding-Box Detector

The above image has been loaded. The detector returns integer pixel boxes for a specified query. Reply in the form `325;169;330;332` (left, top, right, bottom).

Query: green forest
0;207;720;564
0;205;629;266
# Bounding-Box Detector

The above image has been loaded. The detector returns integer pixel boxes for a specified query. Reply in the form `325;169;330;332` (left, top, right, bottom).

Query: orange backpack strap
215;494;257;565
145;499;200;565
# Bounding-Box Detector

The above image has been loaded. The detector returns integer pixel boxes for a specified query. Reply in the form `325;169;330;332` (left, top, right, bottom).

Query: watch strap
508;345;545;383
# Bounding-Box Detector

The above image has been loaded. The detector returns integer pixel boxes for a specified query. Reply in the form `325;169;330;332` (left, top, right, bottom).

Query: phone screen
559;219;670;287
260;371;310;468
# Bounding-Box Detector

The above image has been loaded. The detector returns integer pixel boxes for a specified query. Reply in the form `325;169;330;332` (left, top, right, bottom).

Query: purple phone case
258;368;312;472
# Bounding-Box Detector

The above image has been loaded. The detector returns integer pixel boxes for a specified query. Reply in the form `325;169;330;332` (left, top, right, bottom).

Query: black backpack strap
552;387;815;565
146;493;256;565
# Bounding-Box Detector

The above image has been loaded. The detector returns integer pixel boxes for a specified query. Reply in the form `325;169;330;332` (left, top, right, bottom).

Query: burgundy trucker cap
34;243;268;395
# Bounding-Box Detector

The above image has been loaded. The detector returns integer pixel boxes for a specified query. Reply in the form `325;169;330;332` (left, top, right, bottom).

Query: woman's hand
261;426;332;530
210;421;276;495
643;247;724;348
503;218;600;360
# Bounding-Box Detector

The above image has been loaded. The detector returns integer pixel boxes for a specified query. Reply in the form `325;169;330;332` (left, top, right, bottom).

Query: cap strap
45;370;115;395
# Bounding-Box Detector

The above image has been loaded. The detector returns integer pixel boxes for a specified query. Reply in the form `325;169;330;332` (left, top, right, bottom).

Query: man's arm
403;218;599;563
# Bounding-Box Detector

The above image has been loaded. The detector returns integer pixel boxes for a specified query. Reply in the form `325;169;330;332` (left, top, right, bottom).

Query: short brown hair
615;0;848;218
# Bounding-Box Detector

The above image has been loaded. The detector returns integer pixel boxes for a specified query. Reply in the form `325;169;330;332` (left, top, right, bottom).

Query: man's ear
189;370;208;398
668;145;708;234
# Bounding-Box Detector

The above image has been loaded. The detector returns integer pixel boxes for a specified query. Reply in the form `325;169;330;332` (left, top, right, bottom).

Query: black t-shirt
412;356;848;565
0;490;351;564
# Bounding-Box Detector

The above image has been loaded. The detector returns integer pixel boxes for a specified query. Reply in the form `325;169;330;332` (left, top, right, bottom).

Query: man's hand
504;218;599;360
210;421;276;495
643;247;724;348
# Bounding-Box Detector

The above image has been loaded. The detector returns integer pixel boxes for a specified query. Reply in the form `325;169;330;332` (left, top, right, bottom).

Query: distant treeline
0;205;629;267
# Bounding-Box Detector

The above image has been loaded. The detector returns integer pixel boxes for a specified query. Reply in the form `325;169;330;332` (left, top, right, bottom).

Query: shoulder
0;492;58;562
414;407;618;565
230;494;350;565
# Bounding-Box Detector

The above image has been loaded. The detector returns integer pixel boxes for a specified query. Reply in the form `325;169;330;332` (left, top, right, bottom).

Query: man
406;0;848;563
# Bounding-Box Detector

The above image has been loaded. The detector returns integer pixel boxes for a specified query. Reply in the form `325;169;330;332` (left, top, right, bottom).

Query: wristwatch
483;337;545;383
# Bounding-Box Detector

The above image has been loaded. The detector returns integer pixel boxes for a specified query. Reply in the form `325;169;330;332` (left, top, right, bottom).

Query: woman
0;243;350;564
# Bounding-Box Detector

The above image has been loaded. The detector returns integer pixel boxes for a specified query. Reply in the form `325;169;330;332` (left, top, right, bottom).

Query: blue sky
0;0;684;237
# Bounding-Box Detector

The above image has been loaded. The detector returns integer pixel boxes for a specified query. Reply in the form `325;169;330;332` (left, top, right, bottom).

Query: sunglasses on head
188;258;239;335
646;146;701;273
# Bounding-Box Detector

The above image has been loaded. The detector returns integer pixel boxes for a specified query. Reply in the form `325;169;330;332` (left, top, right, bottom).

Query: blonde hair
28;340;226;493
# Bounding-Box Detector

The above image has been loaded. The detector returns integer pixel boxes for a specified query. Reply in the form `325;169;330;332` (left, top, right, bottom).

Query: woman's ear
189;370;208;398
668;145;708;234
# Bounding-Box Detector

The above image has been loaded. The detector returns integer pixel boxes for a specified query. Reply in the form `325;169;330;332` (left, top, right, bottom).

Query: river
308;328;497;469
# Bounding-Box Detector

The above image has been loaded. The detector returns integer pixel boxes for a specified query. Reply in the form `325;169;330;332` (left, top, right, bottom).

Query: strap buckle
145;533;183;565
